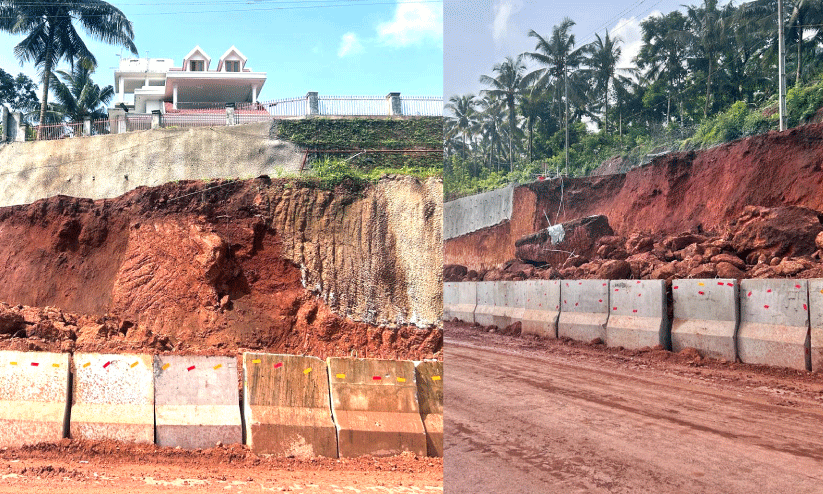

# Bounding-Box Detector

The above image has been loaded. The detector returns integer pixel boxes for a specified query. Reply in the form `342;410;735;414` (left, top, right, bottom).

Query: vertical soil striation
0;176;442;360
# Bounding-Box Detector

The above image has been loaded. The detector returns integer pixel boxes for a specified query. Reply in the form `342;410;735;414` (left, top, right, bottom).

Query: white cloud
377;0;442;47
610;11;661;72
337;32;364;58
492;0;520;44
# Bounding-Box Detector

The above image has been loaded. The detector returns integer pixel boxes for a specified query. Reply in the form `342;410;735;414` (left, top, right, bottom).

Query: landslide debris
445;205;823;283
0;176;442;360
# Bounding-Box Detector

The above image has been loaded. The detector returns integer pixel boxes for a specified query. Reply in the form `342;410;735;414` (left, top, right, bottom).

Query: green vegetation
446;0;823;201
273;117;443;184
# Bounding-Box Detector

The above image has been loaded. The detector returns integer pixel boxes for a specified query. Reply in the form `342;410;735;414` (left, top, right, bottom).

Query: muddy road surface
445;323;823;493
0;441;442;493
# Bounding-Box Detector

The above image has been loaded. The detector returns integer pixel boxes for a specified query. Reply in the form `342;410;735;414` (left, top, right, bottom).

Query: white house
113;46;266;113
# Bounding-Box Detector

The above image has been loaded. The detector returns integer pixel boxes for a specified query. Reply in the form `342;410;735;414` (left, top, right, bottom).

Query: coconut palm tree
50;58;114;125
636;11;690;124
584;32;623;134
0;0;137;133
445;94;478;160
480;55;530;172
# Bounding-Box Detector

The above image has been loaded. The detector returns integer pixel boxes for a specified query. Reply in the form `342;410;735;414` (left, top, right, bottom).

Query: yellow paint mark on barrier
396;377;407;383
303;368;312;375
698;282;705;286
82;362;91;368
213;364;222;370
130;362;139;368
52;363;60;368
432;376;442;381
161;363;170;371
252;359;261;364
9;362;17;366
336;373;346;379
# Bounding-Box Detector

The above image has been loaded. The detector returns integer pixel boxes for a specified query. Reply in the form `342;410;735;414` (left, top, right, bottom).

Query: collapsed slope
445;123;823;270
0;176;442;359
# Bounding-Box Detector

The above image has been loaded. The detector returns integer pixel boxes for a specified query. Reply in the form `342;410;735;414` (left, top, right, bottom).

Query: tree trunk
796;27;802;86
604;79;609;135
38;44;55;139
704;57;712;118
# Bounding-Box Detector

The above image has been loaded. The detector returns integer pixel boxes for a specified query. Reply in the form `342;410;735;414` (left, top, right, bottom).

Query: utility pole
778;0;787;131
564;63;569;177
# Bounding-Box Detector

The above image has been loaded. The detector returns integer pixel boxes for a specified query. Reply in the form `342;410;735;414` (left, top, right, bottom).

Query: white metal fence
22;94;443;141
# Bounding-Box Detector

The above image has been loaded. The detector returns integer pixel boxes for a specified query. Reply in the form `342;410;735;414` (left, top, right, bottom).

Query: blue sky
0;0;443;102
445;0;733;100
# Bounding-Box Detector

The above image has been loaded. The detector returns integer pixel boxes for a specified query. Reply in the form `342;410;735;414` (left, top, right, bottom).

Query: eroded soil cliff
0;176;442;359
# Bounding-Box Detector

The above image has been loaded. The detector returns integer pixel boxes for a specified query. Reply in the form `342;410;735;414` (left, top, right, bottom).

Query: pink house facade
112;46;266;114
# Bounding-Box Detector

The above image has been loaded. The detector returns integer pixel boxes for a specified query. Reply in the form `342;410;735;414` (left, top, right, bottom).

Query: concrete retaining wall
810;279;823;372
672;279;739;361
415;361;443;457
242;353;337;457
0;351;70;447
519;280;561;338
606;280;670;350
70;353;154;443
153;355;242;449
557;280;610;343
738;279;810;371
443;281;476;323
327;357;426;458
0;122;304;207
444;184;514;239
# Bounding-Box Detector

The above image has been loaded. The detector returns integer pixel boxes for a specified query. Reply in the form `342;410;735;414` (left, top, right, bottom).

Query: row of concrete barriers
0;352;442;458
445;279;823;372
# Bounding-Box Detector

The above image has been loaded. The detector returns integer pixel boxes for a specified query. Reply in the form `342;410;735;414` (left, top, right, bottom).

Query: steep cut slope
0;176;442;359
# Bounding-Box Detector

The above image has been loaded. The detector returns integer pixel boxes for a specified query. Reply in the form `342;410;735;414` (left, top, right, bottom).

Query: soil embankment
446;124;823;270
0;176;442;360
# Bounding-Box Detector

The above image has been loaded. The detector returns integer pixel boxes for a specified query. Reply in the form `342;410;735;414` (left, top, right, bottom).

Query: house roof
182;45;211;69
217;45;248;72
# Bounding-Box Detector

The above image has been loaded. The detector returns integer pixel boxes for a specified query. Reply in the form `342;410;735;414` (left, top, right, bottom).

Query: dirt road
445;323;823;493
0;441;442;493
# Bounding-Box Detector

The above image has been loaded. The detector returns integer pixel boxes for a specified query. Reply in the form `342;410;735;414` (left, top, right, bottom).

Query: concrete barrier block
415;361;443;457
810;280;823;372
672;279;739;360
474;281;510;328
606;280;670;349
557;280;610;342
154;355;241;449
70;353;154;443
738;279;810;371
327;357;426;458
519;280;561;338
0;351;70;447
242;353;337;457
443;282;476;323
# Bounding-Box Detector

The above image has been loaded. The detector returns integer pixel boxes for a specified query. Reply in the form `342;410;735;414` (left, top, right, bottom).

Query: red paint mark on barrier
615;289;619;292
764;305;769;309
633;309;638;313
598;299;603;303
373;376;382;381
613;307;618;311
564;300;567;304
698;291;704;295
727;283;733;287
803;304;808;311
187;365;196;371
566;283;569;286
103;361;111;369
638;293;642;297
30;362;39;367
796;284;802;289
767;289;772;293
748;291;752;297
274;362;283;369
718;282;724;286
673;286;679;290
579;282;582;285
603;283;607;286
